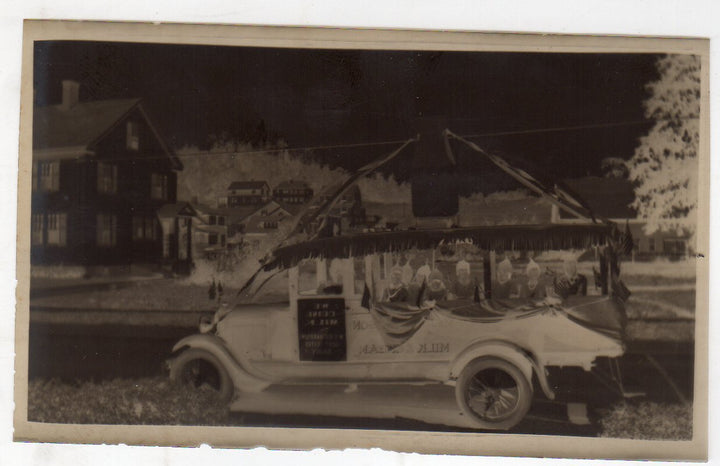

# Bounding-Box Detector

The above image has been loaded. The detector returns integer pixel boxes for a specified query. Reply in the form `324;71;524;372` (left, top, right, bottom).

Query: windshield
238;269;290;304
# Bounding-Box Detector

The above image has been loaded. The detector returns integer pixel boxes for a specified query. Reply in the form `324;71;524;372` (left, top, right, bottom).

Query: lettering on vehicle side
358;343;403;354
417;342;450;353
351;319;375;331
356;342;450;355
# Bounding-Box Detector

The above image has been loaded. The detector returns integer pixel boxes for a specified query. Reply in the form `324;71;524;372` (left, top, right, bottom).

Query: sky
33;41;661;183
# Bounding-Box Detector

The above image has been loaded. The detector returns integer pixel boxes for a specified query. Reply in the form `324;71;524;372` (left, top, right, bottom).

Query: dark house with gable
552;176;691;259
31;80;182;268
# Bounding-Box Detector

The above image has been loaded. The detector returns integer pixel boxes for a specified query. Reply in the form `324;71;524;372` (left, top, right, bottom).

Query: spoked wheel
456;357;533;430
170;349;234;402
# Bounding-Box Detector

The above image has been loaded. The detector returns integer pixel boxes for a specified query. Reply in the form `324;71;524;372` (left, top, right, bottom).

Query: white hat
498;258;513;282
456;260;470;273
415;264;431;283
525;259;540;277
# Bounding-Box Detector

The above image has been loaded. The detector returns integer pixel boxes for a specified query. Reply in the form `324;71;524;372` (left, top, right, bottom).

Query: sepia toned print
15;21;708;460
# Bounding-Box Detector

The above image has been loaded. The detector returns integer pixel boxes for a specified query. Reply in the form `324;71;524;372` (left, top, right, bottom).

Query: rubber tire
455;357;533;430
170;348;234;403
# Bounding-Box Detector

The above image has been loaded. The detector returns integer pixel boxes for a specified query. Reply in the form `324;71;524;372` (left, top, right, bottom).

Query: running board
277;378;443;386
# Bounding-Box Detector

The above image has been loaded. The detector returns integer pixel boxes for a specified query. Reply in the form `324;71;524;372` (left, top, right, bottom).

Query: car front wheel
455;357;533;430
170;348;234;403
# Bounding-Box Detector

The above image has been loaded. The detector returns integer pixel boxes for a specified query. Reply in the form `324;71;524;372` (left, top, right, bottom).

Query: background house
272;180;313;204
552;176;691;259
226;180;270;206
31;80;182;269
189;203;229;259
156;202;195;273
237;200;297;247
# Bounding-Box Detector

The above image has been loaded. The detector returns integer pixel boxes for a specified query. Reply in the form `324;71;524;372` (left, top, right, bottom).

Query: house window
208;234;218;245
39;161;60;191
648;238;656;253
663;239;687;256
133;216;156;241
221;235;226;247
97;162;118;194
31;213;43;245
151;173;168;200
47;213;67;246
144;217;155;240
263;221;278;229
97;213;117;246
126;121;139;150
133;216;144;240
209;215;217;225
218;216;225;226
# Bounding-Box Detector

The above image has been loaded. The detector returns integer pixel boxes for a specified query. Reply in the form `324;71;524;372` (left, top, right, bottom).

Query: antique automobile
169;225;630;430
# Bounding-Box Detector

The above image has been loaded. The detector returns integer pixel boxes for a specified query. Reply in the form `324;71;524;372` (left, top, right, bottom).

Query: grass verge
598;401;692;440
28;377;230;425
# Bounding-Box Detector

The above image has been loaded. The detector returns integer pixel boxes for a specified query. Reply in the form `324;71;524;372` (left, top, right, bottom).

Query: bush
28;377;231;425
599;401;692;440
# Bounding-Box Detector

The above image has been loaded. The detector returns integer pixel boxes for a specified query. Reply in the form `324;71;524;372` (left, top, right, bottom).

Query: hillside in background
176;144;411;207
177;145;549;226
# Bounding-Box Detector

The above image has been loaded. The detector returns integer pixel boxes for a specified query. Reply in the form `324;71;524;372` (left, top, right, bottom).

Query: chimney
61;80;80;110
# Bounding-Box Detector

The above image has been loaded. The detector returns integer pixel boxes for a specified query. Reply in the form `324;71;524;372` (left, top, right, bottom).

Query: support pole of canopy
483;250;493;299
235;138;416;299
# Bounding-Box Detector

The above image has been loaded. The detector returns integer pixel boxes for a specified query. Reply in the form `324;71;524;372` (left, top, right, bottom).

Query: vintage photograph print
14;21;709;460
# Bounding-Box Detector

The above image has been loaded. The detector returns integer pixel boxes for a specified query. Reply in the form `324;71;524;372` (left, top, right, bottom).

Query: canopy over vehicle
170;129;633;430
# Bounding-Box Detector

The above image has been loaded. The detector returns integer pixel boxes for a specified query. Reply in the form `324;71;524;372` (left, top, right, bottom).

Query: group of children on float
380;253;588;304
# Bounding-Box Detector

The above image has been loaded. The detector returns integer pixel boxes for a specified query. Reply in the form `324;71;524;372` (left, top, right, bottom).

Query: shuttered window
47;213;67;246
151;173;168;200
39;162;60;191
31;214;43;245
97;162;118;194
97;213;117;246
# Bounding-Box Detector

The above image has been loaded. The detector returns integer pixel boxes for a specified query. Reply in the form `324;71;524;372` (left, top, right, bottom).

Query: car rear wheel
455;357;533;430
170;348;234;402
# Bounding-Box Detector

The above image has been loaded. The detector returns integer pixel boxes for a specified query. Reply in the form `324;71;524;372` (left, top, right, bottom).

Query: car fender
172;334;270;393
449;339;555;400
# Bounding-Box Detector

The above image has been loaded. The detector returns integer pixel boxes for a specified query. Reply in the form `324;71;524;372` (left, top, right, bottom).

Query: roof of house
274;200;304;216
34;98;140;150
559;176;637;219
192;203;230;217
156;202;196;218
228;180;269;190
222;205;267;225
274;180;311;191
33;98;181;169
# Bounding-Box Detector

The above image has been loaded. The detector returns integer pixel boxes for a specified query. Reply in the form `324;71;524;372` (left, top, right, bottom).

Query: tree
628;54;701;240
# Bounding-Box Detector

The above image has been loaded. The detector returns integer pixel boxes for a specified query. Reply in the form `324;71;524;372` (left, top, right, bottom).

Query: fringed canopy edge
268;223;614;270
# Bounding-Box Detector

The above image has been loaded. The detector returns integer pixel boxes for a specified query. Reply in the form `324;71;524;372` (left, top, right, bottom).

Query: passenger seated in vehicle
424;269;449;301
554;257;587;298
381;266;409;303
450;260;476;300
401;253;415;285
519;259;546;299
492;257;515;299
414;260;432;285
407;260;431;305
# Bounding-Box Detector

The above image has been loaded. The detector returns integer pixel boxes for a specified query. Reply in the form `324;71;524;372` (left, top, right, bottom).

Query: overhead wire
52;114;699;164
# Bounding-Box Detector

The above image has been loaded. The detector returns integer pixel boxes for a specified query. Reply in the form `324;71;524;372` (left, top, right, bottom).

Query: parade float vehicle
168;130;633;430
